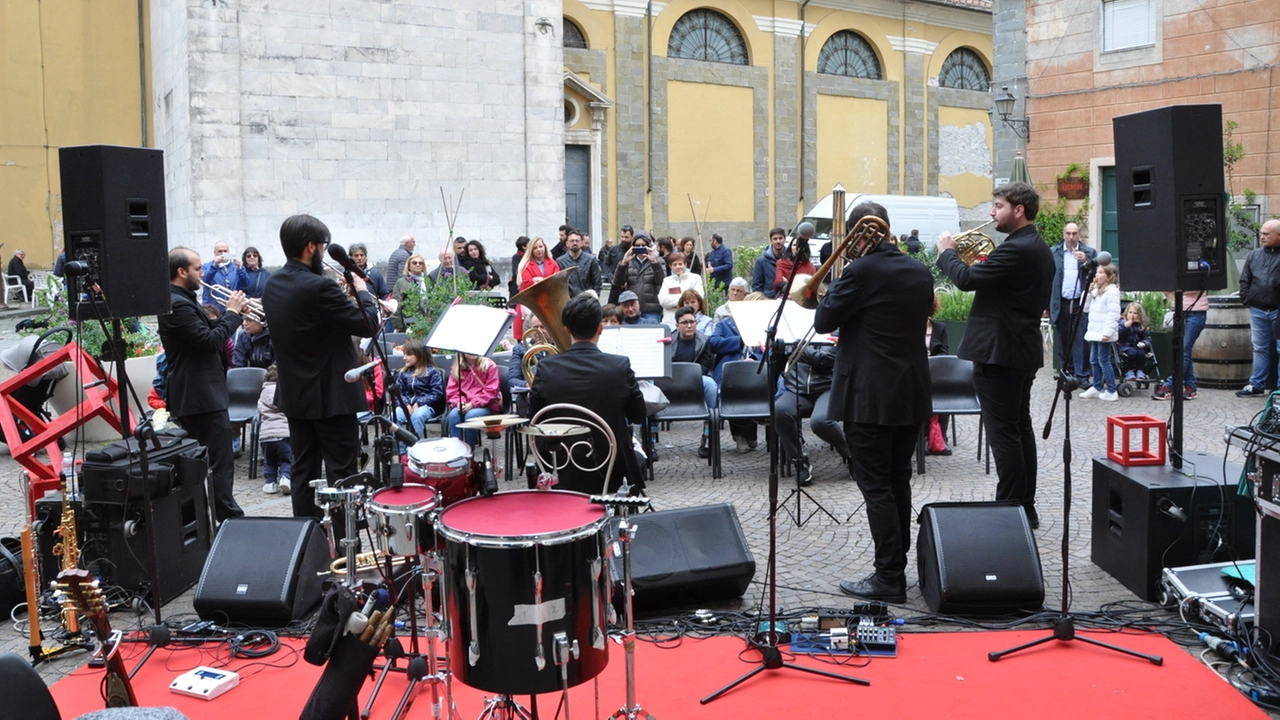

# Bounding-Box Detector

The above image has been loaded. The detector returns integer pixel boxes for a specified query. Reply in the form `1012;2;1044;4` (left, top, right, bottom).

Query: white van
798;193;960;253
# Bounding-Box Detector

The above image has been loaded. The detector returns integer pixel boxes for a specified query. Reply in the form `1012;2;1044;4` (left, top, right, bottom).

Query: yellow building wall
667;81;755;223
816;95;889;195
937;106;993;208
0;0;146;268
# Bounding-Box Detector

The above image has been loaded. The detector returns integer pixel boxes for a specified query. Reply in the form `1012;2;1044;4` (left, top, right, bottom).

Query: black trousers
176;410;243;524
288;414;361;521
845;422;919;583
971;363;1038;509
775;390;849;460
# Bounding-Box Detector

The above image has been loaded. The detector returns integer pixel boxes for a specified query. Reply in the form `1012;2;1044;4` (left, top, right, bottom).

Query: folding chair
917;355;989;475
226;367;267;479
652;362;721;478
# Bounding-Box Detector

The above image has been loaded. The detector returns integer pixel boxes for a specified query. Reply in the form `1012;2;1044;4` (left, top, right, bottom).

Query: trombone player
935;182;1054;529
814;201;933;604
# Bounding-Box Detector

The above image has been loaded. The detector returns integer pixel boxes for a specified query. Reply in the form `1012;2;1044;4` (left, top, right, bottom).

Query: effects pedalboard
791;615;899;657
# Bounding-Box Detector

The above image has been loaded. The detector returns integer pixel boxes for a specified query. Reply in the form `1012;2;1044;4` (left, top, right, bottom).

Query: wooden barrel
1192;297;1251;389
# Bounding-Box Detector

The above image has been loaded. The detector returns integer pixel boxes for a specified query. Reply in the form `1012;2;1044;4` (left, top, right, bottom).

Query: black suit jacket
262;259;379;419
929;319;950;357
938;224;1055;370
158;284;242;416
529;342;647;493
814;243;933;426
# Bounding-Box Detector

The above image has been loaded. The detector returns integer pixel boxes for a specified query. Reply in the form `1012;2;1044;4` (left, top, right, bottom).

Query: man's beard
185;274;201;292
310;252;325;274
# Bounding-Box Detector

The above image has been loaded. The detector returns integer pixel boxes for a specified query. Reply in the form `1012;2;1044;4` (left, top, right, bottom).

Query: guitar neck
55;569;138;707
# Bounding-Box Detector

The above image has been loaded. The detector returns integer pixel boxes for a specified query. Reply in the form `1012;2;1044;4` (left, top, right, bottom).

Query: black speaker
1113;104;1227;292
36;481;214;606
1256;513;1280;650
59;144;171;319
0;537;25;616
606;503;755;613
917;502;1045;615
1091;451;1254;601
194;518;329;627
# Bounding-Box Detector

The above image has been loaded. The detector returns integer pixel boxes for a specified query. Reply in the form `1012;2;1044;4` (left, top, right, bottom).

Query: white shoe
1079;387;1100;399
1099;390;1118;402
279;477;292;495
262;481;279;494
735;435;751;454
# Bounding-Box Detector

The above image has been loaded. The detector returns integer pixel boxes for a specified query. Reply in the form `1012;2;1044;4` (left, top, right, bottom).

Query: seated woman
676;289;713;335
394;340;446;441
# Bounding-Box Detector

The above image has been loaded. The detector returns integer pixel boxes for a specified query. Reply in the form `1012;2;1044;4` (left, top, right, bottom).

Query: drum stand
603;494;656;720
477;696;531;720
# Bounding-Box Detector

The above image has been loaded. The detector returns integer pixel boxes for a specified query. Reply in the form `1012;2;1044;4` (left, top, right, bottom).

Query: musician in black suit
262;215;379;520
529;295;648;494
815;202;933;604
158;248;246;524
936;182;1055;528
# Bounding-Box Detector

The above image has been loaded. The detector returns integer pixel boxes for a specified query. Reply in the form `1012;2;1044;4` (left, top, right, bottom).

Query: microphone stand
702;241;868;705
988;265;1162;666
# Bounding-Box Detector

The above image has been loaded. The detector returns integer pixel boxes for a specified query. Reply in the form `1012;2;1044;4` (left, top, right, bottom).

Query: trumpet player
936;182;1055;529
814;201;933;605
159;248;246;524
201;240;249;306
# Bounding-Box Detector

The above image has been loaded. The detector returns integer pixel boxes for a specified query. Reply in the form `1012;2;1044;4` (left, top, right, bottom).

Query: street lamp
994;85;1030;141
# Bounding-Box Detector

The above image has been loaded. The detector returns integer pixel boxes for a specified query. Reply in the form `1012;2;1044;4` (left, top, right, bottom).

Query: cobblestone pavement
0;311;1267;687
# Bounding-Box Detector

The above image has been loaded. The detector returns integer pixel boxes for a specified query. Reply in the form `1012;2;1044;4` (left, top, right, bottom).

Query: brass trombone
950;219;997;265
789;215;893;310
201;282;266;324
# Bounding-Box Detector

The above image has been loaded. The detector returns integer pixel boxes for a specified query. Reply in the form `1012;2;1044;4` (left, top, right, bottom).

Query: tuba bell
509;267;578;384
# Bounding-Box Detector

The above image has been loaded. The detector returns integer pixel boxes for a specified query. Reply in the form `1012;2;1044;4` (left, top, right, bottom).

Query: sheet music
600;326;669;378
425;303;512;356
727;300;821;347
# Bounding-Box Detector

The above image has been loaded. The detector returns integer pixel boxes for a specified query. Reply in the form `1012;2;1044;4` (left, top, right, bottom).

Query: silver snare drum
366;483;441;556
406;437;475;506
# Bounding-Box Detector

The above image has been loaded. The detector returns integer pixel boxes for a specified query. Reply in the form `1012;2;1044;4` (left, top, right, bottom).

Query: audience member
443;353;501;446
460;240;502;291
394;339;446;442
257;365;293;495
751;229;787;298
558;229;602;297
671;306;718;459
231;317;274;369
659;252;704;326
387;235;415;285
612;234;665;323
202;241;249;306
6;249;33;300
392;254;429;331
241;247;271;299
349;243;388;299
706;233;733;290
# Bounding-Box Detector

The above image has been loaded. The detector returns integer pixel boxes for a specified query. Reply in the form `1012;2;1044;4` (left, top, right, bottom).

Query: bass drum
436;490;610;696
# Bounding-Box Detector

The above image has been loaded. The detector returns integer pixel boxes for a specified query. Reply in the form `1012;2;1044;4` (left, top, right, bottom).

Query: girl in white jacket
1080;265;1121;401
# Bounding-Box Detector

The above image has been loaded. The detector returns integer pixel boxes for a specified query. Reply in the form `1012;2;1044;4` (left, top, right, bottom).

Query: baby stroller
0;327;72;445
1113;340;1160;398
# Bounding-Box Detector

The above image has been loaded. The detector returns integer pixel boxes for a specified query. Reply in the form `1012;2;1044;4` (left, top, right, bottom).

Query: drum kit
307;411;655;720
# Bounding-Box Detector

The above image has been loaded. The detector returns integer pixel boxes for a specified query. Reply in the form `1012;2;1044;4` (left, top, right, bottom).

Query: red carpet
50;630;1264;719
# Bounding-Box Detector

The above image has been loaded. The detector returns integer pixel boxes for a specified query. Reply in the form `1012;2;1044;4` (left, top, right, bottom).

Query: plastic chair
652;362;721;478
2;275;29;306
0;652;61;720
917;355;989;475
226;367;267;479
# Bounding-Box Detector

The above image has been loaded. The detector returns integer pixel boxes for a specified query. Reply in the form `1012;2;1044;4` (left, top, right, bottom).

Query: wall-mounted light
994;85;1031;141
535;17;554;35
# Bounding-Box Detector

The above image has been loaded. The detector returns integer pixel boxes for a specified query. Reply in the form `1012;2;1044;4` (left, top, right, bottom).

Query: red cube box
1106;415;1167;466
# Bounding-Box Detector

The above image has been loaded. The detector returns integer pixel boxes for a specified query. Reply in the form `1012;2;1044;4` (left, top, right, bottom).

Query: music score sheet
728;300;821;349
599;326;670;379
425;303;513;356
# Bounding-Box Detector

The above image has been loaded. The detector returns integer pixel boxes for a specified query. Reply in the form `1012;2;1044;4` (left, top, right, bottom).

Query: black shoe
697;445;710;459
838;574;906;604
1024;505;1040;530
1237;384;1266;397
796;457;812;487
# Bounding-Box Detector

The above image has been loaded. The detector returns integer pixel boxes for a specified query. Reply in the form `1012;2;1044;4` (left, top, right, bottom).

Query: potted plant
1056;163;1090;200
934;288;973;350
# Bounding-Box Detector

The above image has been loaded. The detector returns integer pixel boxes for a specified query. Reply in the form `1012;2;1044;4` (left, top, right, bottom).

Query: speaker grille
194;518;327;626
918;502;1044;615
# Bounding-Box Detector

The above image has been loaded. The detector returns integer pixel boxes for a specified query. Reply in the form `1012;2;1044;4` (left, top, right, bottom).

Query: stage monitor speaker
917;502;1045;616
194;518;328;627
1245;451;1280;648
606;503;755;614
1091;451;1254;601
1113;104;1227;292
35;481;214;606
58;144;171;319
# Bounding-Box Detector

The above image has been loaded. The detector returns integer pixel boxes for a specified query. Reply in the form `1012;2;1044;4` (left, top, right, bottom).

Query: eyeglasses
677;320;697;326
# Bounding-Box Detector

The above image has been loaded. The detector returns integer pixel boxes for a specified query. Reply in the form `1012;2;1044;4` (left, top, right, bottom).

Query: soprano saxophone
49;468;81;634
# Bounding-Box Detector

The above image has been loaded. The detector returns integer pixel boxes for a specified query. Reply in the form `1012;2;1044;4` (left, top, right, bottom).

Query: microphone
1095;251;1112;266
326;243;368;280
479;448;498;497
344;360;378;383
63;260;90;277
376;415;418;447
129;624;171;679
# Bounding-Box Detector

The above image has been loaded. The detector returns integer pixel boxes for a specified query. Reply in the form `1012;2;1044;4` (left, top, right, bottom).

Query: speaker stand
988;372;1162;665
701;279;868;705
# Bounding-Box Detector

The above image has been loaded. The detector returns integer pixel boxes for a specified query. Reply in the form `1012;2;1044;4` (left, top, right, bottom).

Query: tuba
790;215;893;309
509;267;578;384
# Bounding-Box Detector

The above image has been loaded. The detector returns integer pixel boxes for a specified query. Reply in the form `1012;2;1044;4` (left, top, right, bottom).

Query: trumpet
950;219;997;265
201;282;266;324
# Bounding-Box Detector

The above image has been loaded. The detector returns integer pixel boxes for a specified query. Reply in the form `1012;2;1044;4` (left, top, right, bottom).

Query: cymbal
518;422;592;438
457;414;529;430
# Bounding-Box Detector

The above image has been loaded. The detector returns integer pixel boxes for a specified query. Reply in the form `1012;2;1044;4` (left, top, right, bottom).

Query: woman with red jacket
514;237;560;337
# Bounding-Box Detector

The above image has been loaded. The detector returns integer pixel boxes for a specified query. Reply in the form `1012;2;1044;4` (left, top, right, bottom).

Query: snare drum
436;490;610;696
405;437;476;505
366;483;440;556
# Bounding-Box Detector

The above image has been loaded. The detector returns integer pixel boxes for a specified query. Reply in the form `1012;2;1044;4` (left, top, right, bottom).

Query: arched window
817;31;881;79
938;48;990;91
668;9;748;65
564;18;587;49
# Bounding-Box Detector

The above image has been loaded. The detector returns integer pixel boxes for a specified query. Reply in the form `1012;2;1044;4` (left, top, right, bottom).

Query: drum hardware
590;490;656;720
553;631;580;720
458;415;528;490
477;696;532;720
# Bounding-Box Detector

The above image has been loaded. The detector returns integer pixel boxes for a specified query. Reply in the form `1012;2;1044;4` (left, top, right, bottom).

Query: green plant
1035;197;1089;247
1229;189;1262;252
401;279;494;341
704;280;727;318
23;275;160;359
732;244;763;285
1224;119;1245;196
934;289;973;321
1056;162;1089;184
